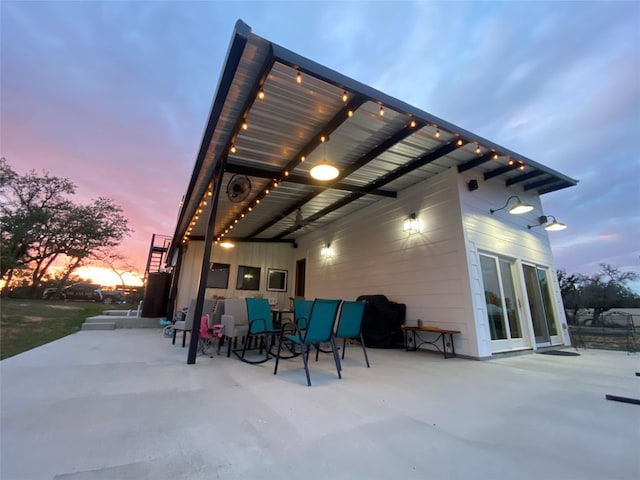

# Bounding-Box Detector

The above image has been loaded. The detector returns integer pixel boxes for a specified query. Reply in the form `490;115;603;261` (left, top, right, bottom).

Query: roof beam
224;163;396;197
272;139;464;239
484;163;520;180
244;122;424;239
505;170;545;186
537;181;574;195
457;152;495;173
523;177;560;191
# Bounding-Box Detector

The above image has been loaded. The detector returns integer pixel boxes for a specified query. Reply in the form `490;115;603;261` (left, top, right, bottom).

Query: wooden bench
401;325;460;359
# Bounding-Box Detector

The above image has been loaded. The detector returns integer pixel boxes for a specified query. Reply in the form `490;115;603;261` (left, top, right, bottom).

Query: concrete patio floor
1;329;639;480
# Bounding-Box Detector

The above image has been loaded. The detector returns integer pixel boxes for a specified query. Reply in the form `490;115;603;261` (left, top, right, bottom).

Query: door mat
537;350;580;356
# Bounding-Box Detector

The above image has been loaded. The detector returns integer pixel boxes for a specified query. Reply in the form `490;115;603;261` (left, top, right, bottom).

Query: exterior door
480;254;527;352
295;258;306;297
522;264;560;347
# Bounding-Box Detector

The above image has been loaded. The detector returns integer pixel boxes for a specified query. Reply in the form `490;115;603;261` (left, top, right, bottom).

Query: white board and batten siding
296;168;480;358
457;172;571;357
175;241;295;312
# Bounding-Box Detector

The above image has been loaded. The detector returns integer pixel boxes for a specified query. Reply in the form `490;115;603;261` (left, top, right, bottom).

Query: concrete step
82;322;116;331
83;315;163;330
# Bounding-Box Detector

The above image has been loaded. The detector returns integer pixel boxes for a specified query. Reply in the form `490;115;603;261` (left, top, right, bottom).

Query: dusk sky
2;2;639;290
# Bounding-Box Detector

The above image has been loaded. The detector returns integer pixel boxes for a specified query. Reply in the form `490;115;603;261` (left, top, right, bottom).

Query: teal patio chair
235;297;280;364
292;298;313;330
273;299;342;386
334;300;370;368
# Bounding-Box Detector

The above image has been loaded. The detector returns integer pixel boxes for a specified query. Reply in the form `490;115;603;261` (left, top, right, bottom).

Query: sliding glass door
522;264;559;346
480;254;526;352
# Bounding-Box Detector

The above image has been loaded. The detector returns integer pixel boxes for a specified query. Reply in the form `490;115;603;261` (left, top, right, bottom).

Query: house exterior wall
174;240;295;313
457;172;571;357
294;168;480;358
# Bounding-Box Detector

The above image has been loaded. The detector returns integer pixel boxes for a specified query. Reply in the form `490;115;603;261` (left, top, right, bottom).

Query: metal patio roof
171;20;577;252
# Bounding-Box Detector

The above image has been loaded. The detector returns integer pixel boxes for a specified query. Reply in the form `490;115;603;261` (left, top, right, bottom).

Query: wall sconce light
321;243;334;257
490;195;534;215
403;213;419;234
528;215;567;231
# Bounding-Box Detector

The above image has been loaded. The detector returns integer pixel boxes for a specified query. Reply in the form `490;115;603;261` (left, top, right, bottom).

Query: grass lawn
0;298;108;360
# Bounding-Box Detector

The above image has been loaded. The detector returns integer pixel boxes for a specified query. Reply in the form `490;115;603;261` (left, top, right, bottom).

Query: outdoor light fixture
219;241;235;249
403;213;419;234
310;137;339;181
528;215;567;231
490;195;534;215
321;243;334;257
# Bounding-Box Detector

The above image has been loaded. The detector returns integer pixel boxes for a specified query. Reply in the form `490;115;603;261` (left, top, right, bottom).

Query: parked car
42;287;62;300
101;290;126;304
60;283;103;302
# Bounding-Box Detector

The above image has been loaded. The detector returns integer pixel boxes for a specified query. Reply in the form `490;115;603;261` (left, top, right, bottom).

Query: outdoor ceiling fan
226;175;252;203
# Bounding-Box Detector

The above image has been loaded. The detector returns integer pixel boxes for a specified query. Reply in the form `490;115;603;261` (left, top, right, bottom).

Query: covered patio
1;329;638;479
166;20;578;363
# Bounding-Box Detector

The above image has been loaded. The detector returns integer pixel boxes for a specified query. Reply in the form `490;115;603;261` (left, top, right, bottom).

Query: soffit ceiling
173;21;577;248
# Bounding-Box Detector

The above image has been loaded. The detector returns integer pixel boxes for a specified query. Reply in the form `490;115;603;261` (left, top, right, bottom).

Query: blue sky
2;1;639;290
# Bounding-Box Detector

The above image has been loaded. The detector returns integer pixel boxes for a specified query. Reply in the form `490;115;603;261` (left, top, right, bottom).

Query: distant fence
569;311;637;353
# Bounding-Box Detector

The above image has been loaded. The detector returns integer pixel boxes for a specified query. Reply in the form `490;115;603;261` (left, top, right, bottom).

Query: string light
342;91;348;103
347;110;353;117
230;144;236;154
475;144;481;155
457;139;463;146
379;106;384;116
410;119;416;128
296;72;302;84
258;88;265;100
435;128;440;138
242;121;248;130
493;154;499;160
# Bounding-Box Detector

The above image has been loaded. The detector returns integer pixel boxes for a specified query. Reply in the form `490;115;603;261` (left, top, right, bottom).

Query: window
266;269;287;292
236;265;261;290
206;263;230;289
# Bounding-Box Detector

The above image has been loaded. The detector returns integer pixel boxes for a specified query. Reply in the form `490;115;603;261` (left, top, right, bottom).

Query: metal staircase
144;234;172;279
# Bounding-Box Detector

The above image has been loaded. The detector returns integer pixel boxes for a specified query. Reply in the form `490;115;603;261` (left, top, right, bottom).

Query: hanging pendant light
310;137;339;181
